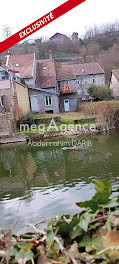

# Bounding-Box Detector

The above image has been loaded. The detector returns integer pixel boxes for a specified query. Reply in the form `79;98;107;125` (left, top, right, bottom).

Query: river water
0;132;119;233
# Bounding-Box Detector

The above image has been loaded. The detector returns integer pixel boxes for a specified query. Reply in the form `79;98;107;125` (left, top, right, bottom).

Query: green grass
18;111;96;134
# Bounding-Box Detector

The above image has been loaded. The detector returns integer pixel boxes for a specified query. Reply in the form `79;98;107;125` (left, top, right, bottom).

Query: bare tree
2;24;12;39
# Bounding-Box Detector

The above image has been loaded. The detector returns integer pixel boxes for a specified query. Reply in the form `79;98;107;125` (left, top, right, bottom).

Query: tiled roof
112;70;119;82
35;59;56;88
5;54;35;78
56;65;75;81
56;62;104;81
28;86;59;95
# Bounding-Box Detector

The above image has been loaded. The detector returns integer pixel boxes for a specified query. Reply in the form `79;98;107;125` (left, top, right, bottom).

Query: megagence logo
20;118;96;134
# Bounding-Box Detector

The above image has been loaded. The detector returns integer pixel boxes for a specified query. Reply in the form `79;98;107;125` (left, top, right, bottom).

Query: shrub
88;85;112;101
81;101;119;131
17;113;35;129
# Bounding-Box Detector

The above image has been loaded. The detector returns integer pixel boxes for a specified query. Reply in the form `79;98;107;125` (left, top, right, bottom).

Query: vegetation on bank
1;180;119;263
88;85;112;101
80;101;119;131
17;100;119;134
17;112;95;133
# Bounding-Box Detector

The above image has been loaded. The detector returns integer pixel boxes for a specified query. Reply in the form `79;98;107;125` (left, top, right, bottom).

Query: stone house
2;53;36;86
110;70;119;98
74;63;105;101
28;57;59;114
0;67;30;135
2;52;59;115
56;62;105;102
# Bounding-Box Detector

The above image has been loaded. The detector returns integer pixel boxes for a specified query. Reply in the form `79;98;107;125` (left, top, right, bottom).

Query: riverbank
0;123;101;144
1;100;119;145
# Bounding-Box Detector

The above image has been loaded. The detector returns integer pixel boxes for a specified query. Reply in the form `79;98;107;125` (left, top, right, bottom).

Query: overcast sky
1;0;119;41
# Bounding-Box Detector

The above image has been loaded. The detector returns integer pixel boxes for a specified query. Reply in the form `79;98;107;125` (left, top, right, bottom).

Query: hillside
1;23;119;82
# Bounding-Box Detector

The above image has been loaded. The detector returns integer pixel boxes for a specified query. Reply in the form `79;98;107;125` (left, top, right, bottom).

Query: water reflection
0;132;119;232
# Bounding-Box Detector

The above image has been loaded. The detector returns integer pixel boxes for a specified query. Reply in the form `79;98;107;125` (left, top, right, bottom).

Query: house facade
75;63;105;101
3;53;36;86
0;67;30;134
28;58;60;114
56;66;78;112
56;63;105;102
29;87;59;114
110;70;119;98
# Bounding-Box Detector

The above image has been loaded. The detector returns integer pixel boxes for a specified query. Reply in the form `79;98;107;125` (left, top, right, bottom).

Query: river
0;132;119;233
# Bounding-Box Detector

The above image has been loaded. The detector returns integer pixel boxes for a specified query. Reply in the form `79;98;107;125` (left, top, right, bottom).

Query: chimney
5;51;11;67
72;32;79;42
49;50;53;62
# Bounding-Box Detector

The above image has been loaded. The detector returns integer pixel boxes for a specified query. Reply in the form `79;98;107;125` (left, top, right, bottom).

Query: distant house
56;65;78;112
49;33;69;42
56;62;105;101
0;67;30;134
28;55;59;114
110;70;119;98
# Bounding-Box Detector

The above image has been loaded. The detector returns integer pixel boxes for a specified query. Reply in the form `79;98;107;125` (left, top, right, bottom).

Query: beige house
110;70;119;98
14;80;30;115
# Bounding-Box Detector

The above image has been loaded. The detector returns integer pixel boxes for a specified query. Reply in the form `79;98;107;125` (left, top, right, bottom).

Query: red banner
0;0;86;54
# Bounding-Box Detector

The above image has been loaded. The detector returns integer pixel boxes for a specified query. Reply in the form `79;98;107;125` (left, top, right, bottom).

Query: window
46;110;54;113
0;97;2;114
0;96;3;106
5;72;9;78
0;97;2;106
58;81;60;89
93;79;96;84
76;80;80;85
62;81;69;85
45;96;52;106
1;72;10;80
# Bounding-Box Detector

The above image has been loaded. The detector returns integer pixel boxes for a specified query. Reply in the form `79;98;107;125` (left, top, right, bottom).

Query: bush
81;101;119;131
88;85;112;101
17;113;35;129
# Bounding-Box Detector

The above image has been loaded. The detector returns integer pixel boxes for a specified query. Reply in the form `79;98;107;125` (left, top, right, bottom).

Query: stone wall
0;88;17;135
74;117;96;124
0;113;16;135
35;116;61;125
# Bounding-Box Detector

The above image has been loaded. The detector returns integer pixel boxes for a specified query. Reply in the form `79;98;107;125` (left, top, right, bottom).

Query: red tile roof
35;59;56;88
56;65;75;81
56;62;104;81
5;54;35;78
112;70;119;82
